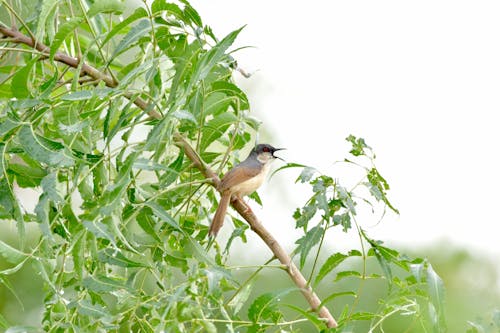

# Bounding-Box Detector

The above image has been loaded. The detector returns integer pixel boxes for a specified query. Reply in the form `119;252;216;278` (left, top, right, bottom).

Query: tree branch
0;24;161;120
173;133;338;328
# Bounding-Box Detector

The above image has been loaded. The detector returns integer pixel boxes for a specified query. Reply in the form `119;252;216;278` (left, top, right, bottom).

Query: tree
0;0;445;331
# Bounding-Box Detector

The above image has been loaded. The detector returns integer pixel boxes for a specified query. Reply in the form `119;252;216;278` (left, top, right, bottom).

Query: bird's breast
231;162;271;196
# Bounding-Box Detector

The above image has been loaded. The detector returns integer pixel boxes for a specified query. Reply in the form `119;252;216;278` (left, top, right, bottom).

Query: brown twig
173;133;338;328
0;24;161;119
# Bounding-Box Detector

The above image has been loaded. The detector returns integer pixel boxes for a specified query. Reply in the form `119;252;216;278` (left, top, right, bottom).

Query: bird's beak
272;148;286;161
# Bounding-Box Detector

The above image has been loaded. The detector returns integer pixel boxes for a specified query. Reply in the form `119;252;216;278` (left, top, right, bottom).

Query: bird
209;144;284;237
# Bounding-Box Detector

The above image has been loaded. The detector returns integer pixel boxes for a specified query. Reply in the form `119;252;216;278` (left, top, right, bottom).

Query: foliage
0;0;447;332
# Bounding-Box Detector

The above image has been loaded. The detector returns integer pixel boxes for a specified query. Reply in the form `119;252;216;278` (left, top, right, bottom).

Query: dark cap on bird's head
252;144;285;161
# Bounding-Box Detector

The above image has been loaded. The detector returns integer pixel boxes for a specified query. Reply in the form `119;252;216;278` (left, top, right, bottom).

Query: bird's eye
262;146;270;152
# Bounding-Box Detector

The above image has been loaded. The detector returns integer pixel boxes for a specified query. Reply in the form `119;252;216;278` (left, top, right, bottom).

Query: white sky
191;1;500;257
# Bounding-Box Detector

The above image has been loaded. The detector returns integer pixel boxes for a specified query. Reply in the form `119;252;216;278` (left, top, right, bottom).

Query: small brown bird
209;144;284;237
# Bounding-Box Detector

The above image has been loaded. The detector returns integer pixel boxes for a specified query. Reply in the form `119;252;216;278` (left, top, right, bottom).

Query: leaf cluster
0;1;449;332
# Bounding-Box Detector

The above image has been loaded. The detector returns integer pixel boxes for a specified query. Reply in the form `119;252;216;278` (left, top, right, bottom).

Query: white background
191;1;500;257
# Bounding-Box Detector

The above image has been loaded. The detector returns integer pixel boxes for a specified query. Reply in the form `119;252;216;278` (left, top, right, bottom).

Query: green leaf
426;263;446;330
0;117;21;139
189;27;243;89
36;0;59;41
298;166;316;183
180;0;203;26
50;17;84;60
350;311;377;321
285;304;325;328
334;270;362;281
18;126;74;167
97;248;147;268
315;253;348;285
200;112;237;150
40;173;63;203
137;208;161;241
145;202;181;231
82;275;130;293
60;90;93;101
83;220;116;245
8;163;47;188
228;283;253;315
319;291;357;307
102;7;148;46
151;0;183;17
11;60;36;99
87;0;124;17
34;194;54;240
366;167;399;214
0;144;24;242
0;240;28;265
295;225;324;269
111;19;151;59
248;288;294;323
172;109;197;123
208;81;249;112
75;300;109;318
346;134;370;157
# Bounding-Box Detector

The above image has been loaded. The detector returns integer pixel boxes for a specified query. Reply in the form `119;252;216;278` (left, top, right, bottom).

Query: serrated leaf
208;81;249;112
228;283;253;315
40;172;63;203
50;17;84;60
189;27;243;89
111;19;151;59
172;109;197;123
11;60;35;99
346;134;370;157
82;275;130;293
315;253;348;285
83;220;116;245
319;291;357;307
181;0;202;26
36;0;59;41
334;270;362;281
137;208;160;241
145;202;181;231
9;163;47;188
0;240;28;265
76;300;109;318
102;7;148;46
350;311;377;321
60;90;93;101
285;303;325;329
151;0;183;16
34;194;54;240
0;144;24;242
298;166;316;183
0;117;21;139
295;225;324;269
132;158;171;171
97;248;147;268
200;112;237;150
18;126;74;167
87;0;124;17
248;288;294;323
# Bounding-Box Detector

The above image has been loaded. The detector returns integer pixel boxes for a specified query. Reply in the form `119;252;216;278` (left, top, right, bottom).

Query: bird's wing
220;161;261;191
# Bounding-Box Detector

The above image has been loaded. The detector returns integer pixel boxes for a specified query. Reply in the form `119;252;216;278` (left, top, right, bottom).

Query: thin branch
0;24;161;119
173;133;338;329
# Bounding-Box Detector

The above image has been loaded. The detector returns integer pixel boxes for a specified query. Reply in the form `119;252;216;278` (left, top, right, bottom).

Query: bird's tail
209;191;231;237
